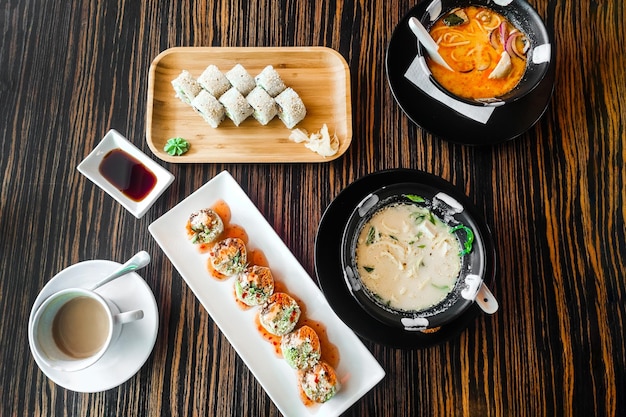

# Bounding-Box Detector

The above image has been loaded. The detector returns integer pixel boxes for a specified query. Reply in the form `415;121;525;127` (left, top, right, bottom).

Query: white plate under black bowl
314;169;496;349
385;1;556;145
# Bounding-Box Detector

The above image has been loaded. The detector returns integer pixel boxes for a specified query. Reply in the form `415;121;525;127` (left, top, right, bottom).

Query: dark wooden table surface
1;0;624;416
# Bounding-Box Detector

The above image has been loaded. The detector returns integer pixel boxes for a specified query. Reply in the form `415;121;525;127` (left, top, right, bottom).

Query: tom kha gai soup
354;200;466;312
427;6;529;100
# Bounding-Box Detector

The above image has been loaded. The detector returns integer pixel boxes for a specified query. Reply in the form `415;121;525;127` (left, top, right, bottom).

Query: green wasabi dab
164;137;190;156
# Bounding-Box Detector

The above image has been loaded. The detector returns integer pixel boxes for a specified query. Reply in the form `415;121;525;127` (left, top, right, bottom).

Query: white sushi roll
171;70;202;104
225;64;256;96
274;87;306;128
246;86;277;125
197;65;231;98
191;90;225;128
254;65;286;97
219;87;253;126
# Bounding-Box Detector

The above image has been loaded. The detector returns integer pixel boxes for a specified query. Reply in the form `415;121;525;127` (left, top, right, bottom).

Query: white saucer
28;260;159;393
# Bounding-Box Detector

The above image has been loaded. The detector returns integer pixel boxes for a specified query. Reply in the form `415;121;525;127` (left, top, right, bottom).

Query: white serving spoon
461;274;499;315
87;250;151;291
408;16;454;72
474;283;499;314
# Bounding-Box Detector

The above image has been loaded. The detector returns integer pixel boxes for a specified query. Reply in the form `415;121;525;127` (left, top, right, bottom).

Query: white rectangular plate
148;171;384;417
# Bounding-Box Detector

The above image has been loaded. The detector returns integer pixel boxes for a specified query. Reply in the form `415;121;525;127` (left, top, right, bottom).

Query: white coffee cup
29;287;143;372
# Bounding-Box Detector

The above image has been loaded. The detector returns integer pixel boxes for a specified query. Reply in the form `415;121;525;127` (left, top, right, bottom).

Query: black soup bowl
415;0;552;106
340;178;497;331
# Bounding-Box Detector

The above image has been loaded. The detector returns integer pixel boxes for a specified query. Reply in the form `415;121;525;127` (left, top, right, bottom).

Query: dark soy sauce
99;148;157;201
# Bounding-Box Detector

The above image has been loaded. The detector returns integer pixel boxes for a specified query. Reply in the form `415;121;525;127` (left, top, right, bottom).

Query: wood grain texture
0;0;624;416
147;47;352;163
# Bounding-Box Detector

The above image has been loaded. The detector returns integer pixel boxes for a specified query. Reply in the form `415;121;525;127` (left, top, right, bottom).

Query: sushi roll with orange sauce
188;208;224;244
259;292;300;336
235;265;274;306
299;361;340;403
209;237;247;276
281;325;321;370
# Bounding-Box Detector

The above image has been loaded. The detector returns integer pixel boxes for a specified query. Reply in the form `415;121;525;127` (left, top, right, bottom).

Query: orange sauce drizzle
248;249;269;268
207;258;229;281
211;199;231;224
255;314;283;356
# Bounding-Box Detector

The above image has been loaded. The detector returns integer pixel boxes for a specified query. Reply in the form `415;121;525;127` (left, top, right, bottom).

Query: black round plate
314;169;497;349
385;1;556;145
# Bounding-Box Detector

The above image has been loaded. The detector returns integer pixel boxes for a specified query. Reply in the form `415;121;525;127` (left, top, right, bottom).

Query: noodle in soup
427;6;529;100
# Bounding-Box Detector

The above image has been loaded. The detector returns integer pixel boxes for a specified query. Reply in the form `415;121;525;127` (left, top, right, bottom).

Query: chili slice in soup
427;6;529;100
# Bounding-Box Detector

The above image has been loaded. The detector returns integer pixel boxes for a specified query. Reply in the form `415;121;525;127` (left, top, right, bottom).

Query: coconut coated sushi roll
197;65;231;98
299;361;340;403
259;292;301;336
246;86;277;125
274;87;306;128
209;237;247;276
225;64;256;96
219;87;254;126
281;325;322;370
235;265;275;306
255;65;286;97
171;70;202;104
188;208;224;244
191;90;225;128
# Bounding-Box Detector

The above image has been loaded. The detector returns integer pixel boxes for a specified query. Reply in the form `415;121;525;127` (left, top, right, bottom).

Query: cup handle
114;309;144;324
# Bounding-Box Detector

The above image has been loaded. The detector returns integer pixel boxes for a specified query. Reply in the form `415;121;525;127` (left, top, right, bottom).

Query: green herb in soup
355;203;463;311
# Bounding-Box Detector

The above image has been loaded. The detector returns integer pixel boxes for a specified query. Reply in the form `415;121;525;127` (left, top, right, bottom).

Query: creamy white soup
355;203;462;311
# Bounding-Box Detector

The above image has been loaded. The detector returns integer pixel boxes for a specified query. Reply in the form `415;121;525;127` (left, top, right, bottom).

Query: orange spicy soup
427;6;528;100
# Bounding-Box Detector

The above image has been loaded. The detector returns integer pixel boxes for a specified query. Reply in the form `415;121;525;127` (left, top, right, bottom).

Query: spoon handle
88;250;151;291
475;283;499;314
408;17;454;72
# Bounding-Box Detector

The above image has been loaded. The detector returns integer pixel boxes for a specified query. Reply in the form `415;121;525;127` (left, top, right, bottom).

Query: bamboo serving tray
146;47;352;163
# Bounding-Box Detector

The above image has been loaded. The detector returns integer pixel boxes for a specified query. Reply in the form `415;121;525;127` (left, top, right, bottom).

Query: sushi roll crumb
274;87;306;128
281;325;322;370
197;65;231;98
246;86;277;125
188;208;224;244
299;361;340;403
259;292;301;336
225;64;256;96
255;65;286;97
219;87;254;126
235;265;275;306
191;90;225;128
209;237;247;276
171;70;202;104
